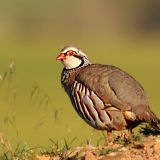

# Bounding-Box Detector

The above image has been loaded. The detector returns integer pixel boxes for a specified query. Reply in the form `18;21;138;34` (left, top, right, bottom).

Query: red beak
56;53;66;61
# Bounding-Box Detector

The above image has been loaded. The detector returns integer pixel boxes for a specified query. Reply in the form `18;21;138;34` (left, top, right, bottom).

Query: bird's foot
105;131;113;146
114;132;132;145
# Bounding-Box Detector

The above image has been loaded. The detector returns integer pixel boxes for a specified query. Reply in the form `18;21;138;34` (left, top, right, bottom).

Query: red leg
106;131;113;145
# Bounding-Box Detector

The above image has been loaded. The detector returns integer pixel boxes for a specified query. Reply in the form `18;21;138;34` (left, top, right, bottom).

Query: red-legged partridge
56;45;160;143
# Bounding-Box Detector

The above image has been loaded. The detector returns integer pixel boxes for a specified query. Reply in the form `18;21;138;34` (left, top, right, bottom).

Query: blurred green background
0;0;160;151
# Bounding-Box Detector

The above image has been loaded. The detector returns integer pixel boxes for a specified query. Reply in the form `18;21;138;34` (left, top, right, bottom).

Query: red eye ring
66;50;74;56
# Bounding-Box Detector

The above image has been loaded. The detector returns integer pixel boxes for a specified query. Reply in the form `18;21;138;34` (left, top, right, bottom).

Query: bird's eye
66;50;74;56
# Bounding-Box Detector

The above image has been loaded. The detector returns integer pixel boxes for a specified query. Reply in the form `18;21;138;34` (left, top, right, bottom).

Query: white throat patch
62;56;82;69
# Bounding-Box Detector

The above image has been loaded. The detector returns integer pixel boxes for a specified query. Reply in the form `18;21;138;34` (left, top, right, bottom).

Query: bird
56;45;160;143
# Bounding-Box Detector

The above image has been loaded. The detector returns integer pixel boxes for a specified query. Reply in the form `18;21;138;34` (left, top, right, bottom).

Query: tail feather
134;105;160;131
150;111;160;131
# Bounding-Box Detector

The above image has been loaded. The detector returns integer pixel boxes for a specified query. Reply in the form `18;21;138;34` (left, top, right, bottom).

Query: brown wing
107;67;149;108
75;64;149;111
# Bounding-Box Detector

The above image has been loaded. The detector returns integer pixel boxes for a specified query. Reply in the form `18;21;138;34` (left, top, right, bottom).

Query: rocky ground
36;135;160;160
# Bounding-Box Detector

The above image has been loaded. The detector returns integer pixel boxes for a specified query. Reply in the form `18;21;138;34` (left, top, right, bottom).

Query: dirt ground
36;135;160;160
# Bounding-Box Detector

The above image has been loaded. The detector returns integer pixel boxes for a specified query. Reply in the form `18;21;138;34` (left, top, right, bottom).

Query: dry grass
0;62;160;160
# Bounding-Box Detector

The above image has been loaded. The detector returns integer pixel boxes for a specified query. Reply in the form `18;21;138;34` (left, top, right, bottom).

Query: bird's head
56;45;90;69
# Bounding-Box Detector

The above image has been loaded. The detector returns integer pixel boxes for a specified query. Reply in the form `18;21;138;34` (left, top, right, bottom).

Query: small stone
143;141;155;148
154;142;160;152
85;151;96;160
35;155;53;160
